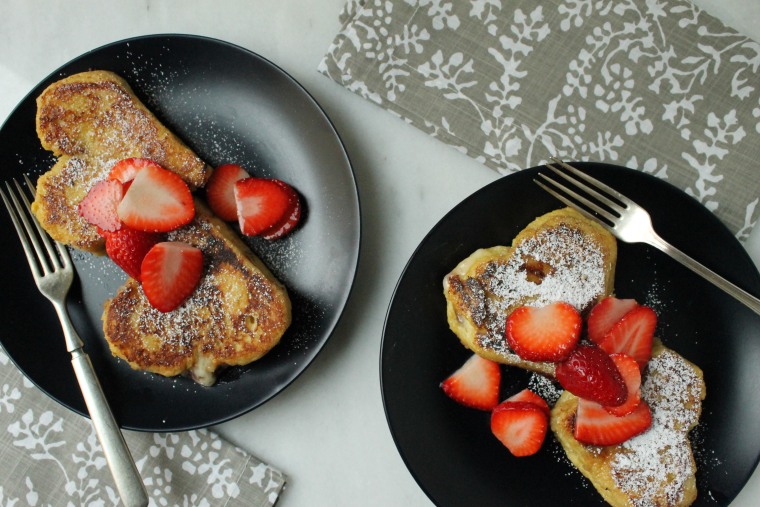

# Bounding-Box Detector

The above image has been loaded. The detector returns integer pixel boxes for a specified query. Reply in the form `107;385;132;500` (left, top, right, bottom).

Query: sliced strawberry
440;354;501;411
78;179;124;232
234;177;295;236
505;388;550;416
117;163;195;233
598;305;657;369
491;401;548;457
109;158;163;185
555;345;627;407
574;397;652;446
587;297;639;345
505;302;582;362
104;226;162;281
260;180;301;240
605;354;642;417
140;242;204;312
206;163;249;221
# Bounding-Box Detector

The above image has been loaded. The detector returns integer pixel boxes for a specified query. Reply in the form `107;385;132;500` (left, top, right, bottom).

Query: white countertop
2;1;759;506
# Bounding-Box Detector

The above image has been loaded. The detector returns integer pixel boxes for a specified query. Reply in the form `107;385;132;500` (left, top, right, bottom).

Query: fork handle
55;302;149;507
648;235;760;316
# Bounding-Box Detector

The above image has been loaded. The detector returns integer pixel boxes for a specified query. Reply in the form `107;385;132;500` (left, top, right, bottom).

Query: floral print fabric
320;0;760;239
0;348;285;506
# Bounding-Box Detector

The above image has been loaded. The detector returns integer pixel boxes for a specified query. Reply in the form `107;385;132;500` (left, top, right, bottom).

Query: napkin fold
0;349;285;506
320;0;760;240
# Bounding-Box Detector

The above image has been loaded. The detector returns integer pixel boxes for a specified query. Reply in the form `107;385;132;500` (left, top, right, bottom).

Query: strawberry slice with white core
261;181;301;240
604;353;642;417
505;388;550;416
78;179;124;233
117;163;194;232
574;397;652;446
140;241;203;312
440;354;501;411
235;177;295;236
598;305;657;369
206;163;249;221
587;296;640;345
491;401;548;457
505;302;582;362
108;157;163;185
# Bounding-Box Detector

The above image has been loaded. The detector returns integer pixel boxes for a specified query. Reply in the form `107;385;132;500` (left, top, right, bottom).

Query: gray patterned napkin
320;0;760;239
0;349;285;506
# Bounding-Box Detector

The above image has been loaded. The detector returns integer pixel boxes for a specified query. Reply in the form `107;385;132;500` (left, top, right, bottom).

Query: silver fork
1;176;148;507
535;157;760;316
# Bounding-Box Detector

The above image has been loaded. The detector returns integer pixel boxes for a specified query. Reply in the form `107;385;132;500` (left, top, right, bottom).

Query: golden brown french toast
102;200;291;386
32;70;212;253
443;208;617;376
551;341;705;506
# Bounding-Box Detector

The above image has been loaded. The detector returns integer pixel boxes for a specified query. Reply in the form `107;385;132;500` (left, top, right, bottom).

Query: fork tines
535;157;630;229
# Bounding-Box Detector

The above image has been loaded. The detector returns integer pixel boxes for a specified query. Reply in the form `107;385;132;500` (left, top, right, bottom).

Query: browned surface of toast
443;208;617;376
551;341;706;506
32;70;212;252
102;201;291;386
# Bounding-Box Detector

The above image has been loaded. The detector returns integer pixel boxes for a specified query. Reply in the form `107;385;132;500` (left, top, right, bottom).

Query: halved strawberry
104;226;162;281
555;345;627;407
587;297;639;345
78;179;124;232
605;354;642;417
117;163;195;233
234;177;296;236
109;158;163;185
140;242;204;312
574;397;652;446
261;180;301;240
598;305;656;369
505;302;582;362
440;354;501;411
206;163;249;221
505;388;550;416
491;401;548;457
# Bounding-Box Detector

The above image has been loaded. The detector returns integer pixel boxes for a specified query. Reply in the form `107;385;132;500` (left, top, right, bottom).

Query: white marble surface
1;1;759;506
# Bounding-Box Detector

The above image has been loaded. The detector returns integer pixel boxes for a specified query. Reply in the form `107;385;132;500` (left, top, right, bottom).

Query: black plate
381;163;760;506
0;35;360;431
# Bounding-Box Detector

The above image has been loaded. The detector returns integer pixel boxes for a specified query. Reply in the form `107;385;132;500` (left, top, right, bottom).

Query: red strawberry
491;401;548;457
440;354;501;411
78;179;124;232
505;302;582;362
109;158;163;185
261;180;301;240
117;163;195;232
598;305;656;369
587;297;639;344
206;163;249;221
234;178;296;236
605;354;642;417
555;345;627;407
140;242;204;312
574;397;652;446
104;226;162;281
505;388;550;416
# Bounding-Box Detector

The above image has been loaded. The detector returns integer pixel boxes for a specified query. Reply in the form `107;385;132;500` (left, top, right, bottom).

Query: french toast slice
102;200;292;386
443;208;617;376
551;340;706;507
32;70;212;253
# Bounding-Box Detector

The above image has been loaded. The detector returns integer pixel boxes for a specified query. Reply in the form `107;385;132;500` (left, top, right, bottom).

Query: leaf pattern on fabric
0;348;285;506
320;0;760;239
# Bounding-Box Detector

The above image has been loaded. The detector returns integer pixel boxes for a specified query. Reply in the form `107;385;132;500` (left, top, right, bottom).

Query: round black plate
0;35;360;431
381;163;760;506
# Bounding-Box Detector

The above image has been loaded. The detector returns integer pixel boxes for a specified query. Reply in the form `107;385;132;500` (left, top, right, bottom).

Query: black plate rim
0;33;361;431
380;162;760;506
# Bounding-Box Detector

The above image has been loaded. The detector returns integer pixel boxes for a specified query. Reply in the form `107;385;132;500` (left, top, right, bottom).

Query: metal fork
535;157;760;316
1;176;148;507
